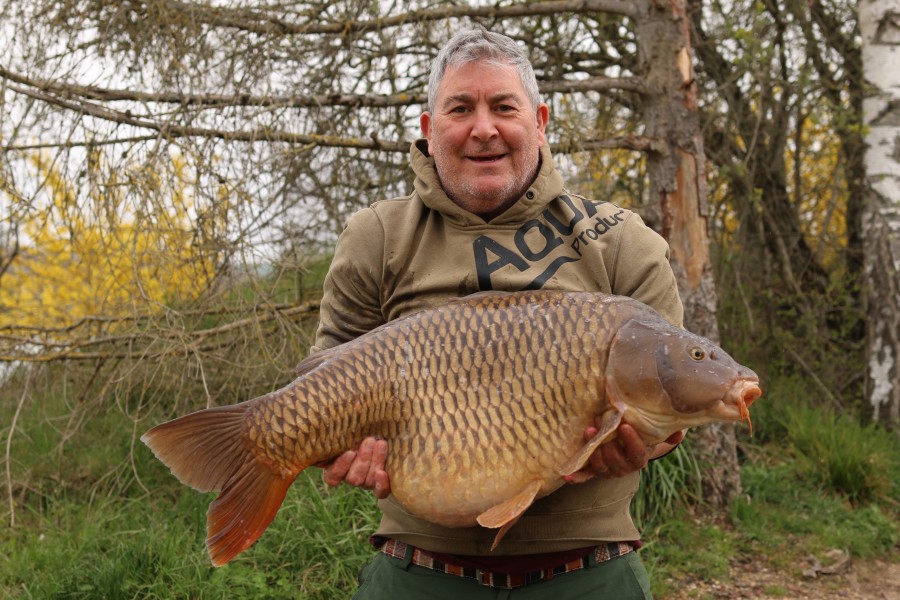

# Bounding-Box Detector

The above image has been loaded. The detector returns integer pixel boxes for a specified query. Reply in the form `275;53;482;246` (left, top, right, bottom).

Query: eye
689;347;706;361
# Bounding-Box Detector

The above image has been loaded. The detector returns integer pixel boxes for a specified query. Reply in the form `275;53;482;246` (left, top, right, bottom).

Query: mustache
467;143;510;155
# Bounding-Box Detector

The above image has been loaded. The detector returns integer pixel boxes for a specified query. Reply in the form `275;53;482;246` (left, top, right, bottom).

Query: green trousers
351;547;653;599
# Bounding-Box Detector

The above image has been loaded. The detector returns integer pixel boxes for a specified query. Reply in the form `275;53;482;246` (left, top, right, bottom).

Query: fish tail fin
205;455;295;566
141;403;298;567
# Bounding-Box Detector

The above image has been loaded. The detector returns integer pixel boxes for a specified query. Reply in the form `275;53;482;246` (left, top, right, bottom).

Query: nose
470;107;498;141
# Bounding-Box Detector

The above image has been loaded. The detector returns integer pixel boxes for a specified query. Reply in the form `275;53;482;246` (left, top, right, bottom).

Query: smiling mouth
468;154;506;163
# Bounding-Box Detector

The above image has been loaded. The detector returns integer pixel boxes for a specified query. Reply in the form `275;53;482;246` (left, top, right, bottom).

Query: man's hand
564;421;685;484
322;436;391;499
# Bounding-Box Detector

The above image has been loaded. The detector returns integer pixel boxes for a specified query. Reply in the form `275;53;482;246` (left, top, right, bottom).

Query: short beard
436;155;542;218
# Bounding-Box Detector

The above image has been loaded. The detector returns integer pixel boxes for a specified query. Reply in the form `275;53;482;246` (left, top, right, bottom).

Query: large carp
142;291;761;566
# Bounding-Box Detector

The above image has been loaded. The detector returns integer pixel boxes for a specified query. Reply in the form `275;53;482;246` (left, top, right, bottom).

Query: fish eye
689;347;706;361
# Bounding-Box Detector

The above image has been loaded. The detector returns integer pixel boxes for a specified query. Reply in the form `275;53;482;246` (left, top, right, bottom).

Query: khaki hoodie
313;140;684;556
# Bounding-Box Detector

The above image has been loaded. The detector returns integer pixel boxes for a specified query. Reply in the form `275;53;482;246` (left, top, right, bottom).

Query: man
313;27;685;599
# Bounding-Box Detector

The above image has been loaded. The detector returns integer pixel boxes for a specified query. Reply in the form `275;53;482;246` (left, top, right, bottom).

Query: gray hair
427;27;541;113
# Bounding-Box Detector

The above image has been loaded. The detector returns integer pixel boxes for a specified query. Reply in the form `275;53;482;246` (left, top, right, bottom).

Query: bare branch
159;0;640;36
2;79;410;151
0;223;19;283
3;135;163;151
555;135;667;154
3;132;662;154
0;302;311;334
0;302;320;362
1;71;661;154
0;63;653;110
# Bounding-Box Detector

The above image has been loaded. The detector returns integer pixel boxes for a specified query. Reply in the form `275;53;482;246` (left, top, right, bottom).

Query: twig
784;345;843;410
5;368;31;528
129;419;150;497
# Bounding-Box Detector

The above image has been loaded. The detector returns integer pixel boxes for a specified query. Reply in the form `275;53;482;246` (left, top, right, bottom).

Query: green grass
1;471;379;599
731;463;897;559
2;366;898;599
1;373;378;598
640;372;899;597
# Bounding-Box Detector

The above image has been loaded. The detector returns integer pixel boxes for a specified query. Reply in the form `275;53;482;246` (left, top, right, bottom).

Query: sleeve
311;207;387;353
609;213;685;328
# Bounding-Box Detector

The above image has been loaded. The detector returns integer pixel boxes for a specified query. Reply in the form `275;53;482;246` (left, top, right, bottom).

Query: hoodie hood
410;139;564;227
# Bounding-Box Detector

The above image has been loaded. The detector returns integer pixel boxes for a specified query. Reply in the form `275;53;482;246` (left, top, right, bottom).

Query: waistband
380;538;633;590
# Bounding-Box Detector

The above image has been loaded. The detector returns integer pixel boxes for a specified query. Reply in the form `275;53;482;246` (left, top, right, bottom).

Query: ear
420;112;434;154
535;103;549;147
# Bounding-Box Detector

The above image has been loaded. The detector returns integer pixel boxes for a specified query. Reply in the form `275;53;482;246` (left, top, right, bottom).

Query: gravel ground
663;555;900;599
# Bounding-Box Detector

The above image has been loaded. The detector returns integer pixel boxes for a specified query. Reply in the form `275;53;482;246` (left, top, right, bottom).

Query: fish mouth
717;379;762;433
740;381;762;408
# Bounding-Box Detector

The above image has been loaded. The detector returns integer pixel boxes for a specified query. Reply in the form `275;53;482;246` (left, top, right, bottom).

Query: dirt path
663;555;900;599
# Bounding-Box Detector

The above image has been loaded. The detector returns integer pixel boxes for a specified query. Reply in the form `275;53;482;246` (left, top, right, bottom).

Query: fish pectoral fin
477;479;543;550
557;409;623;477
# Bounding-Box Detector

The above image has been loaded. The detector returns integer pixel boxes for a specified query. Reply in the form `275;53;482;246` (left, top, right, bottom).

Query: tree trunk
860;0;900;429
637;0;741;504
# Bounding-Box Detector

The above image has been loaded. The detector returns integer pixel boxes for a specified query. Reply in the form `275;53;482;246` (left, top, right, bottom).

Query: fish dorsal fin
447;290;512;304
477;479;543;550
557;409;623;477
293;349;337;377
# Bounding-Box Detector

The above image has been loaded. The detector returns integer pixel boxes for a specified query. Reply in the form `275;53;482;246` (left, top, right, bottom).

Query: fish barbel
142;291;762;566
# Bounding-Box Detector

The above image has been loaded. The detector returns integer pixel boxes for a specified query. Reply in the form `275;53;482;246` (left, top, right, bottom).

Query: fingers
321;437;391;499
567;423;655;484
351;438;390;499
665;429;685;446
344;437;378;486
563;469;596;484
322;450;357;487
587;423;647;478
615;424;651;470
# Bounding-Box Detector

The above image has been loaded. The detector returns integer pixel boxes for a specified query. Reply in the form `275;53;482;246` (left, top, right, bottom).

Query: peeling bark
637;0;741;504
860;0;900;429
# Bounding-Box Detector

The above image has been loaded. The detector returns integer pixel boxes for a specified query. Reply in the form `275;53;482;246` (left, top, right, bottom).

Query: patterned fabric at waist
380;538;633;590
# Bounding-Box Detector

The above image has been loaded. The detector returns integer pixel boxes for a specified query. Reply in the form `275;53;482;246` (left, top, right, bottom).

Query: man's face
421;61;549;219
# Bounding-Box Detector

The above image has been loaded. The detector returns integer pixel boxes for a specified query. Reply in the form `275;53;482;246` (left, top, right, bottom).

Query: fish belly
386;423;580;527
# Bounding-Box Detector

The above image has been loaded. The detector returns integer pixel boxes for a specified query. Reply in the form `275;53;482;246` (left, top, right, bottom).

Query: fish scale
142;290;761;566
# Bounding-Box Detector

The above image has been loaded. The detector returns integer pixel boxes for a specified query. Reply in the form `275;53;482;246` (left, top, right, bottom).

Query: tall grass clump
747;373;899;506
725;371;899;567
783;402;898;504
633;442;702;530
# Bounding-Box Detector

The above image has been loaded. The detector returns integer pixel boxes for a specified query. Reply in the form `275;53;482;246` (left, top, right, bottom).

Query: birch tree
860;0;900;428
